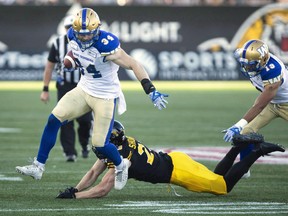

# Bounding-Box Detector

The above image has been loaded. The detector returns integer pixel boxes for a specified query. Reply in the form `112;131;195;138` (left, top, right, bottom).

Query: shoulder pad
67;27;75;41
94;30;120;56
261;56;282;84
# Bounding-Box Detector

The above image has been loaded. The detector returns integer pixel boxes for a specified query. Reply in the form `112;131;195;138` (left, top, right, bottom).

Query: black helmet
110;120;125;145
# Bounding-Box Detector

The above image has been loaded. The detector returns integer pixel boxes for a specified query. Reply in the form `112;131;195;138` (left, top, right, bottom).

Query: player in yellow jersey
56;120;285;199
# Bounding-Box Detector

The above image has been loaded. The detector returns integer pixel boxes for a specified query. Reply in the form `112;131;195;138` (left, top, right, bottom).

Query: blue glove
149;90;168;110
223;125;242;142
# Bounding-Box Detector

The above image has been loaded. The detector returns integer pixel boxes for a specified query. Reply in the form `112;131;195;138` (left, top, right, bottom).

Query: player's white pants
52;86;116;147
242;102;288;134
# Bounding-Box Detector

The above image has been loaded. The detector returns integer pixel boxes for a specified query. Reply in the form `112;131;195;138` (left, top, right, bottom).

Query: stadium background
1;2;288;81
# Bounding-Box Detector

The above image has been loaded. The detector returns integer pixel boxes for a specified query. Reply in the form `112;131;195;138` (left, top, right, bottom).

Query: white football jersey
67;29;122;99
250;53;288;104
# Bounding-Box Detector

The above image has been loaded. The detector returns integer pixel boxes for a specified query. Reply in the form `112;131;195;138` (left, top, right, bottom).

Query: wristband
235;119;248;128
43;86;49;92
141;78;155;94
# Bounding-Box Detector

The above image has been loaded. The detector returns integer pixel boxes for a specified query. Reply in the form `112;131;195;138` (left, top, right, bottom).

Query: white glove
149;90;168;110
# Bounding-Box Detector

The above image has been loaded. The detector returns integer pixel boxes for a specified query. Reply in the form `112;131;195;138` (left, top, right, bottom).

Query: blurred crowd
0;0;287;6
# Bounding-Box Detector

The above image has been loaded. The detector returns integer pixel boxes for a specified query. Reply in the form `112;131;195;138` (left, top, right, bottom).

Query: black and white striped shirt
48;34;80;84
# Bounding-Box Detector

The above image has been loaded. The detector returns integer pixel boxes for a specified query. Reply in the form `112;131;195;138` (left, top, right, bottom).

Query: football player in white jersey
223;39;288;177
16;8;168;190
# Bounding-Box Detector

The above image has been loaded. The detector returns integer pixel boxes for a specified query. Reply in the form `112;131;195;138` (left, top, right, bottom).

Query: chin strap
167;184;182;197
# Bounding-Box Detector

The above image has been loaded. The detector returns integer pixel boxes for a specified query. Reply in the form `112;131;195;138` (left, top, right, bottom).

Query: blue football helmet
234;39;270;78
72;8;101;51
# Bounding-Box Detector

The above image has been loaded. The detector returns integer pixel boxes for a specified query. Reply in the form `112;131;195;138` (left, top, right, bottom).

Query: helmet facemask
238;58;263;77
74;29;100;51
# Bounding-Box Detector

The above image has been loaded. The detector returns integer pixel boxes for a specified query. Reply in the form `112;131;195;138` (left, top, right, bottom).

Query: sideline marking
155;147;288;164
0;81;254;91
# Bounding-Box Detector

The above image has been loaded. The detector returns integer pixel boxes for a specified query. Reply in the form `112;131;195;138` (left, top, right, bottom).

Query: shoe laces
27;157;35;164
167;184;182;197
27;157;44;171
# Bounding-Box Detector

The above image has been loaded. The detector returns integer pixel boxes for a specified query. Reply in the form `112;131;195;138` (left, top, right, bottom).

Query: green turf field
0;81;287;216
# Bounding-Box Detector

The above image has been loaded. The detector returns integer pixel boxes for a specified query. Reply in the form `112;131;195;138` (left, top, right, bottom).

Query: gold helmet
234;39;270;77
72;8;101;50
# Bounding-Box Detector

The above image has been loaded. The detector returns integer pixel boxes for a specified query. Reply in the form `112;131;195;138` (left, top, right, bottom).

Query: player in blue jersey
40;15;92;162
55;121;285;199
16;8;168;190
223;39;288;178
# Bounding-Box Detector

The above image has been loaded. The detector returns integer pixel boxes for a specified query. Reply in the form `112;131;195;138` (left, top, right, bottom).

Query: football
64;50;76;69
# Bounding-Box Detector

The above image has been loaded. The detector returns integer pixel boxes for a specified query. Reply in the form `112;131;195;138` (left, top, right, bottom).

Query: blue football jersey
250;53;288;103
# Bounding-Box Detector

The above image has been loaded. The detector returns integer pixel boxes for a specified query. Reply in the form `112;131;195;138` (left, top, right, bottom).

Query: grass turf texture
0;81;287;216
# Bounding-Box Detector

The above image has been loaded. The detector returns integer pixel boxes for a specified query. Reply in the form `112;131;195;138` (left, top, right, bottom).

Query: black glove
56;187;78;199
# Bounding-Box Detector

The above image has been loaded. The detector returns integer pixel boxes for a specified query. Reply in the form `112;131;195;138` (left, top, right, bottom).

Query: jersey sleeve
95;30;120;56
261;58;283;86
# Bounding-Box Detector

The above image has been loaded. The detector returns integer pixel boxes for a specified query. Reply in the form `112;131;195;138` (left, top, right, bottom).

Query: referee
40;15;92;162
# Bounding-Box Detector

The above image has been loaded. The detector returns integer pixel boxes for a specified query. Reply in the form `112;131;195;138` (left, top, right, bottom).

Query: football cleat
15;158;44;180
241;170;251;179
232;133;264;148
82;149;89;159
257;142;285;156
66;154;77;162
114;158;130;190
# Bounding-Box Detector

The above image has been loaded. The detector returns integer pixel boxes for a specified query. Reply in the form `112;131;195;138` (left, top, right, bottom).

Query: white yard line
0;127;21;133
0;174;22;181
1;201;287;214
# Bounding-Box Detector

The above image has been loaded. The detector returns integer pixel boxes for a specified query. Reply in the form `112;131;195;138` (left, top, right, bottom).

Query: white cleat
241;170;251;179
15;159;44;180
114;159;130;190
